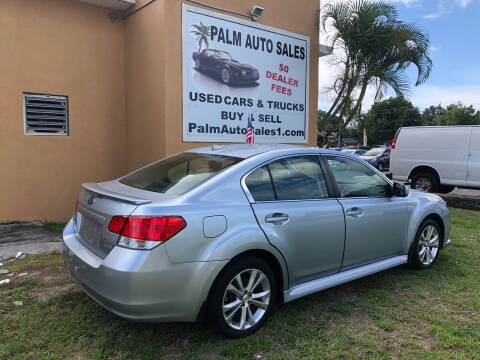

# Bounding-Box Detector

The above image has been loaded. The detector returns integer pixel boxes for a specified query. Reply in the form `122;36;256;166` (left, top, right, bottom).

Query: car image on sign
192;49;260;86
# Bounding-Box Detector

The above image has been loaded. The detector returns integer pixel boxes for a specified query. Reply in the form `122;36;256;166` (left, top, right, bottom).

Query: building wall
0;0;319;221
124;0;167;170
0;0;126;221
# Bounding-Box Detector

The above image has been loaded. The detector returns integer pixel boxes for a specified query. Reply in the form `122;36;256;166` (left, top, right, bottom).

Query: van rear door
467;127;480;187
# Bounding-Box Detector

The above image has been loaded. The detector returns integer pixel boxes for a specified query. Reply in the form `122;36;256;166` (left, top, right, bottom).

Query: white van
390;126;480;193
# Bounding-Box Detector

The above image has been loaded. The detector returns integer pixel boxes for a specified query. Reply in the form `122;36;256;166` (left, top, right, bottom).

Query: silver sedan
63;144;451;337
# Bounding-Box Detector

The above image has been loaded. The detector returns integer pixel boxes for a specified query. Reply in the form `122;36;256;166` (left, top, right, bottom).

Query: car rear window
245;166;275;201
120;152;242;195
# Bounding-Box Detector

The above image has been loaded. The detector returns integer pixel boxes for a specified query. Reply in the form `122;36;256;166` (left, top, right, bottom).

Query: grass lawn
1;208;479;359
43;223;66;235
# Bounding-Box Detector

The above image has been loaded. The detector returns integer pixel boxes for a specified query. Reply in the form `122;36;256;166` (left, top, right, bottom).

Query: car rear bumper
62;218;227;322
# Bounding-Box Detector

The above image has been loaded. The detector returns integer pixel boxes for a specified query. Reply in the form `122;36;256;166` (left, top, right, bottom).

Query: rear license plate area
78;210;105;250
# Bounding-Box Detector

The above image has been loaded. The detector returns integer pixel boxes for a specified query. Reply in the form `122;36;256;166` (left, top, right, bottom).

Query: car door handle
345;207;364;218
265;213;289;224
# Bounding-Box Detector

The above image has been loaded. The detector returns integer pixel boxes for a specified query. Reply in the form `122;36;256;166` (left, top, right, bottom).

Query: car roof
189;144;316;159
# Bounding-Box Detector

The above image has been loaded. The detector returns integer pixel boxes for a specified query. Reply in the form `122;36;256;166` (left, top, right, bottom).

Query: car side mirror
392;182;408;197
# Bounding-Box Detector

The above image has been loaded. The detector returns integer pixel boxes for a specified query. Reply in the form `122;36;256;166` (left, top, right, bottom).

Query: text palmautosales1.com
188;123;305;138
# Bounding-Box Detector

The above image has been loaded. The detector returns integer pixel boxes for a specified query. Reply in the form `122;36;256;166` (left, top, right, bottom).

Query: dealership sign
182;4;310;143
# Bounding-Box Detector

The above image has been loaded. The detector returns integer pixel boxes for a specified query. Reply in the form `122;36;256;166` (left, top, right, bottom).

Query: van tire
411;172;439;193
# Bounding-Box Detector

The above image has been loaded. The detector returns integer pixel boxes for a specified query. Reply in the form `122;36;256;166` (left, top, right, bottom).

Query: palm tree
319;0;432;133
190;22;211;51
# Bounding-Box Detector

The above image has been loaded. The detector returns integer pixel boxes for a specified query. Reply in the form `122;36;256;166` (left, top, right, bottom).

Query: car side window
267;156;329;200
244;166;275;201
325;156;390;197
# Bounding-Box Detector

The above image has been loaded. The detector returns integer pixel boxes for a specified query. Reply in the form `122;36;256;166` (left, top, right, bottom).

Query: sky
318;0;480;113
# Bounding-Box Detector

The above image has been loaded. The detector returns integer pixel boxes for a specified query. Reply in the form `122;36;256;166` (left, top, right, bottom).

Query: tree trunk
324;60;350;117
342;76;369;130
330;62;362;120
318;60;353;132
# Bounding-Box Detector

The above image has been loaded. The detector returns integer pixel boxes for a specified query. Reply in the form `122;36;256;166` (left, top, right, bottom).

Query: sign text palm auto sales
182;4;310;143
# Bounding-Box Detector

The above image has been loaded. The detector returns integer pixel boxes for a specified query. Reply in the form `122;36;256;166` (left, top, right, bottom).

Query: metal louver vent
23;93;69;135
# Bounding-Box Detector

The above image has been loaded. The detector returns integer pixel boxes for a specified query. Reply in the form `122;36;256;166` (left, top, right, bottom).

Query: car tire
438;185;455;194
221;68;232;85
408;218;442;269
206;256;277;338
411;171;439;193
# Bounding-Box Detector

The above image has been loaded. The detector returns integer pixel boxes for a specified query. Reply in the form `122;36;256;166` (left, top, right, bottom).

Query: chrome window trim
240;152;330;204
250;198;336;204
322;153;394;200
323;153;393;184
241;152;396;204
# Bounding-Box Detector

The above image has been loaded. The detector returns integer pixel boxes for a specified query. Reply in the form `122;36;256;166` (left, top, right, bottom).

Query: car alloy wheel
207;256;276;337
418;225;439;266
221;68;231;84
195;59;201;70
222;268;270;331
409;219;442;269
414;177;432;192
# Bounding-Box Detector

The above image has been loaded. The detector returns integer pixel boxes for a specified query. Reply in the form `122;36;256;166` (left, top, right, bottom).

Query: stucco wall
0;0;126;221
124;0;167;169
0;0;319;221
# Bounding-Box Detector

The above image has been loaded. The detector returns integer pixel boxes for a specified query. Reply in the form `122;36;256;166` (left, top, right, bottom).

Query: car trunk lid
75;182;152;259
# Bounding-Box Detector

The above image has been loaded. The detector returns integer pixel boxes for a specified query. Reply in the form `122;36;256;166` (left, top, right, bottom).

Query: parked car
341;148;367;156
359;147;391;171
63;144;451;338
192;49;259;85
391;126;480;193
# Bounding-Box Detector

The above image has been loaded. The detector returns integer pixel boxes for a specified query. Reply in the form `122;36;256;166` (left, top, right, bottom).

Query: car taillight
108;216;186;250
391;137;397;149
108;216;128;234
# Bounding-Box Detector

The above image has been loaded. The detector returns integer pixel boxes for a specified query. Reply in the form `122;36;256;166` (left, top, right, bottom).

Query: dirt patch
6;265;76;301
30;282;76;301
30;266;75;301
